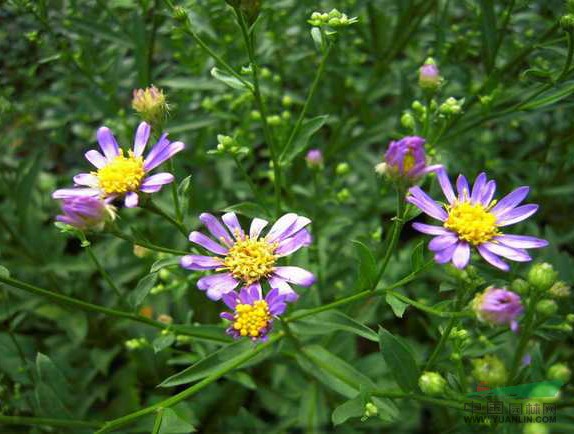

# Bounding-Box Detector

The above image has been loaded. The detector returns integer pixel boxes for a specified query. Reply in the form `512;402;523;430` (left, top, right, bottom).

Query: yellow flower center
233;300;271;337
403;152;416;172
223;236;277;284
444;201;499;245
95;151;145;195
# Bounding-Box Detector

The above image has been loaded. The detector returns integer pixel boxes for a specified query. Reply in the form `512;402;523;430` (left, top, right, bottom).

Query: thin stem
168;159;183;223
0;415;99;429
96;333;283;433
109;229;189;256
508;291;539;384
143;201;188;237
233;155;261;201
557;30;574;81
85;245;123;299
375;187;406;284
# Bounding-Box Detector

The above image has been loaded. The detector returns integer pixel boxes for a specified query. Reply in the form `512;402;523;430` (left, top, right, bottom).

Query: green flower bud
267;115;281;126
132;86;169;126
548;281;571;298
510;278;530;295
363;402;378;418
250;110;261;121
471;355;508;387
561;14;574;31
337;188;350;203
547;363;571;383
336;162;350;176
173;6;188;21
566;313;574;324
527;263;558;292
401;112;416;130
523;423;548;434
412;100;425;114
418;371;447;396
536;299;558;317
282;95;293;107
159;269;171;282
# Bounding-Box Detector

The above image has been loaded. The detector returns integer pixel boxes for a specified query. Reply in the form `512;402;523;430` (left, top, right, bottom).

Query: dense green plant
1;0;573;433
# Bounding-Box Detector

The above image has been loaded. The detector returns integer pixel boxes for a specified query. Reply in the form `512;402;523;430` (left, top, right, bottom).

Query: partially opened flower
381;136;441;181
52;122;185;208
180;212;315;301
220;284;287;341
472;287;523;332
56;195;116;231
408;168;548;270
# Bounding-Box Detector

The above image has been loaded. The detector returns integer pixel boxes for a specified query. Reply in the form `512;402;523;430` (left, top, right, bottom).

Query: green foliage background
0;0;573;432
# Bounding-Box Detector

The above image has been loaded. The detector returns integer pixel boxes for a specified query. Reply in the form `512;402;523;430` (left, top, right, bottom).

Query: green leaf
520;82;574;111
332;393;365;426
290;311;378;342
224;202;271;218
478;0;497;73
210;67;252;90
0;265;10;278
280;115;328;164
153;333;176;353
128;273;158;308
385;293;409;318
410;241;425;272
378;327;419;392
310;27;324;52
352;240;377;290
295;345;376;398
35;353;73;417
158;408;196;433
171;324;232;344
16;152;43;229
151;257;181;273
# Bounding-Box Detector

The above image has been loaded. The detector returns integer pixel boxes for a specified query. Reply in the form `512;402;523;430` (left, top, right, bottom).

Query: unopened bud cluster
419;371;447;396
308;9;358;28
132;85;169;125
438;97;464;117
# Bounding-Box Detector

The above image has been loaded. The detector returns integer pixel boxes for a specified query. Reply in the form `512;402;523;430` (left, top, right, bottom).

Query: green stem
109;229;189;256
168;159;183;223
233;155;261;202
151;409;164;434
0;415;99;429
375;187;406;284
557;30;574;81
508;291;539;385
371;390;466;411
144;201;188;237
280;43;332;160
85;245;123;299
96;333;283;433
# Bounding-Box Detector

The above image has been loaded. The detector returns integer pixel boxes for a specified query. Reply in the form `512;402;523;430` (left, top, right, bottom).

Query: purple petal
479;180;496;206
222;212;244;239
199;213;233;246
52;188;100;199
477;244;510;271
407;187;448;221
452;242;470;269
188;231;228;255
471;173;487;204
133;122;151;157
495;204;538;226
124;192;139;208
436;168;456;204
412;222;451;236
480;242;531;262
96;127;120;160
85;150;108;169
144;141;185;171
180;255;222;270
221;292;238;310
273;266;315;286
268;276;299;302
197;273;239;300
73;173;98;187
245;282;263;299
139;173;175;193
428;234;459;252
266;213;299;243
456;175;470;200
494;235;548;249
491;186;529;216
249;218;268;239
276;216;311;242
275;229;312;256
434;243;457;264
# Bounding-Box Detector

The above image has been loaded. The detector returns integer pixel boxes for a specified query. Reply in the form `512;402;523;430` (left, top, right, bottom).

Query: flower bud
419;58;441;91
240;0;262;25
471;355;508;387
535;299;558;317
132;86;169;126
566;313;574;324
173;6;188;21
527;263;558;292
267;115;281;126
363;402;378;418
382;136;441;182
548;281;571;298
510;278;530;295
438;97;463;116
336;162;350;176
472;287;523;332
157;314;173;325
418;371;447;396
547;363;571;383
55;196;116;231
281;95;293;107
561;14;574;31
337;188;350;203
305;149;324;168
401;112;416;130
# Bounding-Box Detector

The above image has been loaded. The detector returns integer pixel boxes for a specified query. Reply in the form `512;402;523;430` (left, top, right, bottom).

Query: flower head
181;212;315;301
472;287;523;332
382;136;441;181
419;58;441;91
132;86;168;125
220;284;286;341
52;122;185;208
305;149;324;168
408;169;548;270
55;195;116;231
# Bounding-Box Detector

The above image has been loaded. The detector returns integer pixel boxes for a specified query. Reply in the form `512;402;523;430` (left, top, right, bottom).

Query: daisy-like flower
472;287;523;332
52;122;184;208
180;212;315;301
378;136;442;181
220;284;287;341
56;195;116;231
408;168;548;270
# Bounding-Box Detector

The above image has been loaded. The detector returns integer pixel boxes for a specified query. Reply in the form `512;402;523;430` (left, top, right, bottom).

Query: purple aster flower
180;212;315;301
56;195;116;231
382;136;442;181
52;122;185;208
220;283;287;341
305;149;324;167
407;168;548;270
472;287;524;332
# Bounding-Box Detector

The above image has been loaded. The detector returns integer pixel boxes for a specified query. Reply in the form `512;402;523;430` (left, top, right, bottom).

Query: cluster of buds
209;134;249;157
305;149;324;169
549;281;571;298
418;371;447;396
528;263;558;293
308;9;358;28
125;337;148;351
438;97;464;117
361;402;378;421
419;58;442;92
132;85;169;126
471;355;508;387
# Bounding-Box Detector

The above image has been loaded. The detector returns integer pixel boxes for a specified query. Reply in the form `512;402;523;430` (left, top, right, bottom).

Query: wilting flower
408;169;548;270
52;122;185;208
379;136;441;181
305;149;324;168
56;195;116;231
220;284;287;341
132;86;168;125
181;212;315;301
472;287;523;332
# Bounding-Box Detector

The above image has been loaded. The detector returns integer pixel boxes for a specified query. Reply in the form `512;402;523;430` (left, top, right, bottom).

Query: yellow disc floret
223;236;277;284
233;300;271;337
95;151;145;195
403;152;416;172
444;201;499;245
